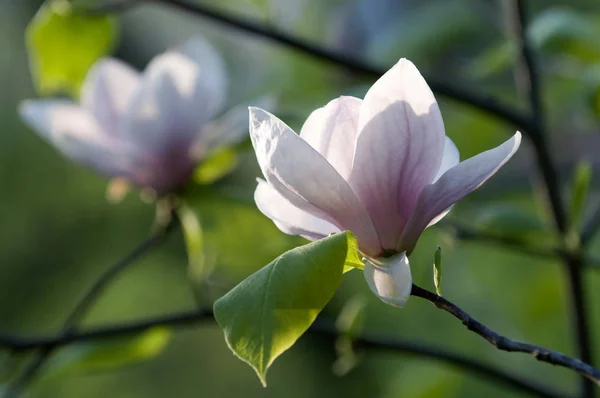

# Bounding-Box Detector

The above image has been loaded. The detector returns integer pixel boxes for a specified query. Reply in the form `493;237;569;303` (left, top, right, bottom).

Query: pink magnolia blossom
250;59;521;306
19;38;248;195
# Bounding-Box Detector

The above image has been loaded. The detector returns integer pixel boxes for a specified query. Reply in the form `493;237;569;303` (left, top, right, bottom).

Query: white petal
433;136;460;182
427;136;460;227
350;59;446;250
80;58;140;136
363;252;412;307
299;96;361;180
255;179;339;240
178;37;228;117
19;100;135;177
249;107;381;256
397;132;522;253
122;38;226;151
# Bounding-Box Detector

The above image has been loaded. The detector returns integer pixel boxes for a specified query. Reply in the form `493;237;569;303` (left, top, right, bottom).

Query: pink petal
80;58;140;136
249;107;381;256
299;96;361;180
255;179;339;240
349;58;446;250
122;39;227;152
397;132;522;253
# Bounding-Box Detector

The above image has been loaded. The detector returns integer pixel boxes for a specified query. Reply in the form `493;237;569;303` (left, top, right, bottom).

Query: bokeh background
1;0;600;397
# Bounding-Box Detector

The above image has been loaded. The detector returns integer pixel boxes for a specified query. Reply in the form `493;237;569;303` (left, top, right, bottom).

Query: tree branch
441;220;600;270
89;0;534;132
507;2;594;396
0;310;571;398
4;217;177;395
410;283;600;387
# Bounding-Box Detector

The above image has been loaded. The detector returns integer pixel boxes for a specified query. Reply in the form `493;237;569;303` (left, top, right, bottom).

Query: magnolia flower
250;59;521;307
20;38;248;195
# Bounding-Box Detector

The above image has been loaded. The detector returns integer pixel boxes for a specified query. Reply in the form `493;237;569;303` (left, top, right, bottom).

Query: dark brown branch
88;0;534;132
0;310;571;398
410;283;600;387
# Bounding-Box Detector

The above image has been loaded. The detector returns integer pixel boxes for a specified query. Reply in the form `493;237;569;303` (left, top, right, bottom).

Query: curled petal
350;58;446;249
299;96;361;180
80;58;140;136
255;179;339;240
19;100;135;177
433;136;460;182
363;252;412;307
249;107;381;256
397;132;522;253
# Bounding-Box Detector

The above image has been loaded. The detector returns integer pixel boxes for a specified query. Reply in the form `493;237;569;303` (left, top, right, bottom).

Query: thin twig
410;284;600;387
508;1;594;396
0;310;571;398
4;218;177;396
88;0;534;131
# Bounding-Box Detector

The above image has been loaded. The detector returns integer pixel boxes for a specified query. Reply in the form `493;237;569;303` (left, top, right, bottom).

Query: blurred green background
1;0;600;396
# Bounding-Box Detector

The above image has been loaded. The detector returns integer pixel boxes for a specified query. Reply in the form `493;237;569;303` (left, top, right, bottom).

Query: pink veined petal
122;39;227;153
249;107;381;256
255;179;340;240
349;58;446;250
80;58;141;137
19;100;136;178
397;132;522;253
299;96;361;180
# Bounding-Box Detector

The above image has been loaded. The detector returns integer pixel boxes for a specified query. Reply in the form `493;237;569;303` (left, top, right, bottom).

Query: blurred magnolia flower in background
250;58;521;307
20;37;252;196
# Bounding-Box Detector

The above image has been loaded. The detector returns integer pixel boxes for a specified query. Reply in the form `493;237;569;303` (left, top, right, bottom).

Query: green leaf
193;147;239;185
213;232;356;386
26;0;118;97
528;8;600;63
178;203;206;281
43;327;170;379
433;246;442;296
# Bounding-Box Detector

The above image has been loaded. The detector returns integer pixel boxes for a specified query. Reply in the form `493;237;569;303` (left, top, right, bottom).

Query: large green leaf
214;232;358;386
43;327;170;379
26;0;117;97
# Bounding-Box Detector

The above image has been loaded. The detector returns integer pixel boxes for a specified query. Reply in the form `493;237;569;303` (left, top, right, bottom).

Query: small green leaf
214;232;356;386
569;160;592;230
26;0;118;97
194;147;239;185
178;203;206;280
433;246;442;296
43;327;170;379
